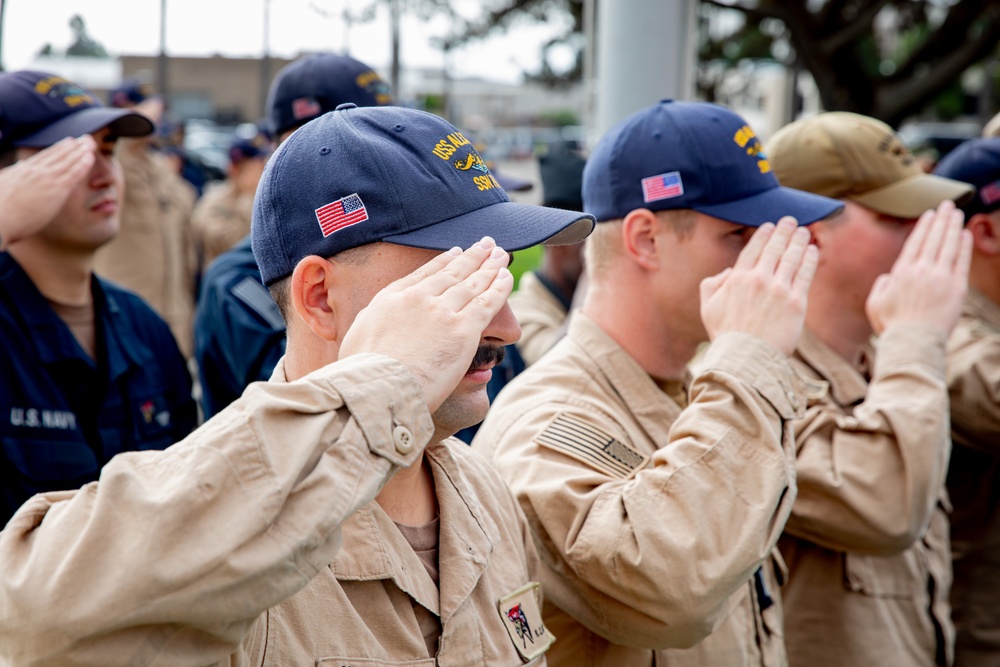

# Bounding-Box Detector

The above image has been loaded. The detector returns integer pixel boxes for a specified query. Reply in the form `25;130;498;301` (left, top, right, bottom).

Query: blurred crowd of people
2;48;1000;667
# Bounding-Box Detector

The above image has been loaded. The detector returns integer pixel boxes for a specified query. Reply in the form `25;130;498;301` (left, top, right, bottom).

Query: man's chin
431;387;490;438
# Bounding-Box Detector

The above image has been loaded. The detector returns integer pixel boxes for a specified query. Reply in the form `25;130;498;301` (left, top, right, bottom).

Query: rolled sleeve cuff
321;353;436;467
874;324;946;380
699;332;804;420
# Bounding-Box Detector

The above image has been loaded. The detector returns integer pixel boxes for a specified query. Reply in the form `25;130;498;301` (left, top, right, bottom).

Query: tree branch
877;11;1000;125
892;0;997;81
819;0;890;55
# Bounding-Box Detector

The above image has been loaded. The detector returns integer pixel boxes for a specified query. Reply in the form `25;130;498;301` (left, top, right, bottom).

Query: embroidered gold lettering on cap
733;124;771;174
536;413;648;479
497;582;553;662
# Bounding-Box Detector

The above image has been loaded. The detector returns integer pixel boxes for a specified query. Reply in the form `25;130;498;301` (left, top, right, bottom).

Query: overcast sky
2;0;574;84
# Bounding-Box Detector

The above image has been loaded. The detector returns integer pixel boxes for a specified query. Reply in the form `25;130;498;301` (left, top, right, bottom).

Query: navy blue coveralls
194;235;286;419
0;253;197;526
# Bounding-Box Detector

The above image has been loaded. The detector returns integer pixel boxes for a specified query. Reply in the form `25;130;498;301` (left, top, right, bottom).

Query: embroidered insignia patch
535;413;648;479
497;582;553;662
641;171;683;203
315;193;368;237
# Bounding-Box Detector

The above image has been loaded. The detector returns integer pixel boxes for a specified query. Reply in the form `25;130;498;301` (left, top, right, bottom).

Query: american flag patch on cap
316;193;368;237
292;97;322;120
641;171;684;203
981;179;1000;206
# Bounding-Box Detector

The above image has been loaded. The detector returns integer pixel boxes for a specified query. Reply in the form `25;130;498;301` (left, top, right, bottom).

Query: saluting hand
700;217;818;356
865;200;971;338
339;236;514;413
0;136;97;250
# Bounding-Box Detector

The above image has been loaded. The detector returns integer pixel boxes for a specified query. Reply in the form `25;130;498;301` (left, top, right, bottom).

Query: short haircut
585;209;696;278
267;243;381;323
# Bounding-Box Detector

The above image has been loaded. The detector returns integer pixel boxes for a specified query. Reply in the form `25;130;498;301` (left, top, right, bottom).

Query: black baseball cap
266;53;392;138
0;71;154;152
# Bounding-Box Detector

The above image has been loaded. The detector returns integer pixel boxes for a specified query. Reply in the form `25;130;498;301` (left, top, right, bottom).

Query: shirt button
786;390;799;410
393;425;415;454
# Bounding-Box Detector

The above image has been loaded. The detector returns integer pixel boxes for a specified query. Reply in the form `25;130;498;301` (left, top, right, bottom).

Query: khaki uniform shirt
0;354;552;666
945;288;1000;667
95;144;197;357
473;313;804;667
781;326;954;667
191;180;254;271
508;271;569;366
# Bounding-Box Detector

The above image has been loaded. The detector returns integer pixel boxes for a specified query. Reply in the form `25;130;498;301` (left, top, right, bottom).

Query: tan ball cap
766;111;973;219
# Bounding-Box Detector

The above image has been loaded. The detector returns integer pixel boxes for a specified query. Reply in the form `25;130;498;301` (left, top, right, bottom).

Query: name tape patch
536;413;648;479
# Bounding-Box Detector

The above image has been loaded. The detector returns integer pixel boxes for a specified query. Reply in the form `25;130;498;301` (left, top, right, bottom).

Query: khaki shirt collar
329;442;498;622
567;312;687;438
965;287;1000;332
795;328;869;406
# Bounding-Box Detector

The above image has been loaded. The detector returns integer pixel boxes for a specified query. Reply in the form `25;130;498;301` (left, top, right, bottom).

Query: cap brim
694;185;844;227
851;173;975;219
15;108;155;148
383;201;595;252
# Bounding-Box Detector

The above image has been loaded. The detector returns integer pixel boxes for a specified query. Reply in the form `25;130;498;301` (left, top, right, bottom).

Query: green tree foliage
442;0;1000;127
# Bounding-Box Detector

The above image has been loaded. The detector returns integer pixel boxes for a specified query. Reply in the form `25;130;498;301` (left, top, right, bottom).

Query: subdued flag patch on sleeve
535;413;648;479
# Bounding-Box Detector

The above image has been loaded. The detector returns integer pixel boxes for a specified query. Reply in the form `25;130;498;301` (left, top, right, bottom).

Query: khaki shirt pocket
842;551;923;599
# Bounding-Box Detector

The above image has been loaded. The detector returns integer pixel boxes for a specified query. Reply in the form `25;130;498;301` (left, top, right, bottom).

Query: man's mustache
468;345;505;373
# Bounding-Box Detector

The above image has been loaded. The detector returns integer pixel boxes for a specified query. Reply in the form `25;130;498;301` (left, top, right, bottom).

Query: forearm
509;333;800;648
0;353;433;665
947;324;1000;451
788;325;949;554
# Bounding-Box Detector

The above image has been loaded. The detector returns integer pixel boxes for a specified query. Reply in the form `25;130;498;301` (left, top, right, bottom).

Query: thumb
865;273;891;333
700;267;732;304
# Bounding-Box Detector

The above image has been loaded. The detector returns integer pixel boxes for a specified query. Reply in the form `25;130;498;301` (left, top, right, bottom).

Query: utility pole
390;0;400;100
594;0;696;135
157;0;168;98
0;0;6;71
261;0;271;119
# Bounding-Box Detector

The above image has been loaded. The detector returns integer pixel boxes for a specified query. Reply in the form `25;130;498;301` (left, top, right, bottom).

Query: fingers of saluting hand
14;136;96;188
773;221;811;284
896;206;936;267
750;217;799;274
919;200;954;266
934;205;967;270
732;222;774;272
440;243;512;313
791;243;819;300
389;237;506;297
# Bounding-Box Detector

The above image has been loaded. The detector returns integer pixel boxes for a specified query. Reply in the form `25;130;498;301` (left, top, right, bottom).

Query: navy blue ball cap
932;138;1000;218
109;78;152;108
267;53;392;138
252;105;595;285
0;71;154;152
583;99;843;226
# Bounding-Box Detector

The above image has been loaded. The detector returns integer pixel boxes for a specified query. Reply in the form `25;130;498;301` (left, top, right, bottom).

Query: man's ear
290;256;339;341
967;212;1000;256
621;208;661;270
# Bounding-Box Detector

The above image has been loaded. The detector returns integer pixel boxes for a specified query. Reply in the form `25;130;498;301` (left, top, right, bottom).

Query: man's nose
483;302;521;347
